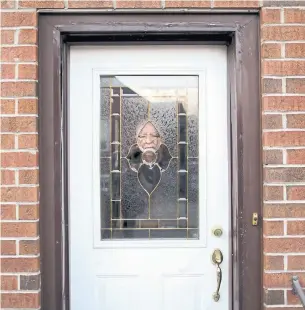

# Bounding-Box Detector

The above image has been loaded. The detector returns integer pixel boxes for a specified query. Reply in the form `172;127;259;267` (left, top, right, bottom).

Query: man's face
137;122;161;152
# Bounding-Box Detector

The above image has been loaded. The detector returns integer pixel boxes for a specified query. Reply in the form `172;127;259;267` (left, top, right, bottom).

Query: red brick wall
1;0;305;309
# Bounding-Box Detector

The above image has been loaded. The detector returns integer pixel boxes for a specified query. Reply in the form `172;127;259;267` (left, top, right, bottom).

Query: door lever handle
212;249;223;302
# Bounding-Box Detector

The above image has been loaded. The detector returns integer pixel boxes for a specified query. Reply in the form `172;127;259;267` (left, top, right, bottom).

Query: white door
69;45;229;310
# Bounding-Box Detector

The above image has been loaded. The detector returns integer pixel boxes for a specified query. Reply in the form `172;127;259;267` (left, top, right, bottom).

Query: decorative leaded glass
100;76;199;240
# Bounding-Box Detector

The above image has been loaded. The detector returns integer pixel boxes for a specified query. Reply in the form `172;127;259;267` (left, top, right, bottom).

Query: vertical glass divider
109;82;113;238
186;92;189;238
119;86;122;229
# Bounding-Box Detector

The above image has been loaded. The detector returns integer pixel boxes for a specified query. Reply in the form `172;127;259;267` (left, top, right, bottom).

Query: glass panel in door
100;76;200;240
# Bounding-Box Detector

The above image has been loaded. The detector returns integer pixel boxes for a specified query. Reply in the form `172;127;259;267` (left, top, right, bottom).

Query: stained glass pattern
100;76;199;240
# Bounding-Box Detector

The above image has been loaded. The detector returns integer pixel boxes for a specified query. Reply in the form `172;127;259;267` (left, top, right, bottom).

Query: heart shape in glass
137;164;161;195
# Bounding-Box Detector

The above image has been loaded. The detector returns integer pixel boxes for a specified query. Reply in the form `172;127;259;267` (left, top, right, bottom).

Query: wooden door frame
38;12;262;310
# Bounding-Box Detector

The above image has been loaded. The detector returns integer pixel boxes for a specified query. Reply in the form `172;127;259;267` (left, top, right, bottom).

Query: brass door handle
212;249;223;302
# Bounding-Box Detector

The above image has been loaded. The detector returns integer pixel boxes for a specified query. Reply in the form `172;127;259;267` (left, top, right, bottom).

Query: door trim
38;13;261;310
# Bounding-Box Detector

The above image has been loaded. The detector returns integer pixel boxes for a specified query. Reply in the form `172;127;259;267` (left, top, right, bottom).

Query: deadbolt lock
212;227;223;237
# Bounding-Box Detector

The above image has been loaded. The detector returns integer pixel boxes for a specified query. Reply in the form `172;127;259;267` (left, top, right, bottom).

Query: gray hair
135;119;163;140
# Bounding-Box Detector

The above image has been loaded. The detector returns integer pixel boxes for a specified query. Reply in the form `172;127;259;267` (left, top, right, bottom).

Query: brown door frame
38;12;262;310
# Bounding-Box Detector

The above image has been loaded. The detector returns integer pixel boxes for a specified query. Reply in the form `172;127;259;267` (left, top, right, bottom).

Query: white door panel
69;45;229;310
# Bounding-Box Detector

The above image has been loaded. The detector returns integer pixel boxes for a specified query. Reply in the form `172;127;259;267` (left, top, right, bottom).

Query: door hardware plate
252;212;258;226
212;249;223;265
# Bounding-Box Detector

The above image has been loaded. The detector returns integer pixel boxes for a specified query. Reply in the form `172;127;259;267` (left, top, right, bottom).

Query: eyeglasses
137;134;160;141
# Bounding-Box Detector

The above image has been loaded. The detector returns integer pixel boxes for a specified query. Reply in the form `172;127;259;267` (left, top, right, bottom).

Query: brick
261;8;281;24
19;0;64;8
165;0;210;8
1;222;38;237
264;0;304;6
1;205;16;220
20;240;39;255
263;78;282;94
1;30;15;44
262;43;281;59
263;96;305;112
1;276;18;290
1;12;37;27
19;169;38;184
263;60;305;76
1;46;37;62
19;204;39;220
263;150;283;165
1;99;15;114
18;29;37;44
1;187;38;202
264;186;283;201
1;117;37;132
1;170;15;185
287;289;305;305
262;26;305;41
264;272;305;287
18;134;38;149
264;204;305;218
287;149;305;164
265;168;305;183
18;99;38;114
20;275;40;290
264;289;284;305
286;43;305;58
214;0;259;8
287;78;305;94
287;221;305;235
265;238;305;253
287;114;305;128
263;131;305;147
1;134;15;149
263;114;282;129
1;240;16;255
285;8;305;24
1;293;39;308
1;64;15;80
1;152;38;167
288;255;305;270
1;257;39;272
264;256;284;270
287;186;305;200
18;64;37;80
264;221;284;236
1;0;15;8
68;0;113;7
1;81;36;97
